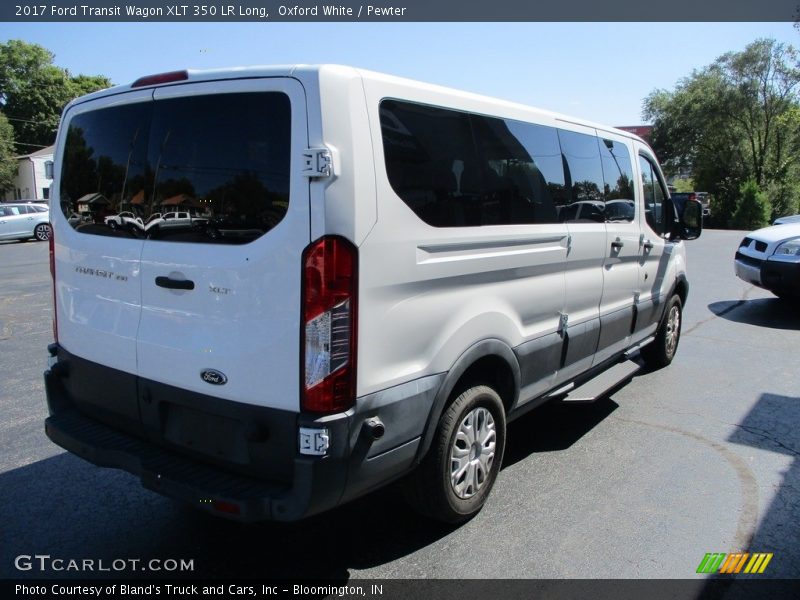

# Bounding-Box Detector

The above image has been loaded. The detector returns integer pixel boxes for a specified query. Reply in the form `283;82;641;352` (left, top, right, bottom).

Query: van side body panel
296;65;377;246
358;73;568;400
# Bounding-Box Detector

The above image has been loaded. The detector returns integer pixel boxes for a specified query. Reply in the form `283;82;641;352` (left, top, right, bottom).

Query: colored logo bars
697;552;773;574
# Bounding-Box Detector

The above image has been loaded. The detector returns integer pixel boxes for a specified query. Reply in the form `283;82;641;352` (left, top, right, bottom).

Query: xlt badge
201;369;227;385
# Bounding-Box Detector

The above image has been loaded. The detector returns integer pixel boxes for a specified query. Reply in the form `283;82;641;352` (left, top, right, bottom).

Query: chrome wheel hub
450;407;496;499
665;305;680;356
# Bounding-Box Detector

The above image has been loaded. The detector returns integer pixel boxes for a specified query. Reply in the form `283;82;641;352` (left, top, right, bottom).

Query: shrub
732;179;771;230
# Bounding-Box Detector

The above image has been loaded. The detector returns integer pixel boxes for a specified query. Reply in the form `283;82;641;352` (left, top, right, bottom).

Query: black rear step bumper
44;370;349;522
43;348;436;522
45;407;288;520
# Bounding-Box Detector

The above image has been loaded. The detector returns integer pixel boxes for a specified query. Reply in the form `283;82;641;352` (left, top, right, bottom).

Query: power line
5;116;54;125
14;142;49;149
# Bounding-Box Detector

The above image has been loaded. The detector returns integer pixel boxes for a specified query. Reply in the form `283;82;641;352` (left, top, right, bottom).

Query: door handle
155;276;194;290
643;240;654;251
611;239;624;251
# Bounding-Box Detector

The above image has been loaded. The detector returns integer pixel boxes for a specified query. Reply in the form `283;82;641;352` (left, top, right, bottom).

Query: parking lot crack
683;285;757;336
611;416;759;550
728;423;800;458
642;400;799;459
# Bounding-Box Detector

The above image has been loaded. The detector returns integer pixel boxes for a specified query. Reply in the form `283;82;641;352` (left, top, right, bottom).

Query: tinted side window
60;93;291;245
599;138;635;222
381;100;477;227
477;118;566;225
380;99;567;227
639;155;667;235
557;130;605;223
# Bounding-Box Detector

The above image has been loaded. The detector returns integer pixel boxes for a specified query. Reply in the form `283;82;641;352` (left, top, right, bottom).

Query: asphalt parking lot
0;230;798;581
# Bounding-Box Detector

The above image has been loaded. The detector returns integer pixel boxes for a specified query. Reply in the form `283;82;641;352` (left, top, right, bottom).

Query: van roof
68;64;647;145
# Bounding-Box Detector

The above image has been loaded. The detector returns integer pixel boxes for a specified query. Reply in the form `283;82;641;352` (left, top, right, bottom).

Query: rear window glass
59;92;291;244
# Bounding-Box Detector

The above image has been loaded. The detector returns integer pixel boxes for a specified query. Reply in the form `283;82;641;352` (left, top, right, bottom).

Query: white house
3;145;55;201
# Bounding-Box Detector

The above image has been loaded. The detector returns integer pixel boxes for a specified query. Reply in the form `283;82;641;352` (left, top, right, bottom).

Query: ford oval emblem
201;369;227;385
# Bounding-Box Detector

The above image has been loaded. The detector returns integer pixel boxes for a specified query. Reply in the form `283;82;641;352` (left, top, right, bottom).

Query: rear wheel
33;223;52;242
773;290;800;302
641;294;682;369
404;385;506;523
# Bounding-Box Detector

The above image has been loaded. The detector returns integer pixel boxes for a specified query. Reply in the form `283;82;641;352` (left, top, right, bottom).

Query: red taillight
131;70;188;88
688;193;697;201
49;231;57;343
301;236;358;414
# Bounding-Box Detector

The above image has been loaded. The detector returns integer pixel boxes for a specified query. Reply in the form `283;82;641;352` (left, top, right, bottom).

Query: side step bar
552;360;641;404
624;335;655;359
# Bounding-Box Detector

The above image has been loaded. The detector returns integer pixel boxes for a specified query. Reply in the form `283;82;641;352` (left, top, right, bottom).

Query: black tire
773;290;800;302
404;385;506;523
33;223;52;242
641;294;682;369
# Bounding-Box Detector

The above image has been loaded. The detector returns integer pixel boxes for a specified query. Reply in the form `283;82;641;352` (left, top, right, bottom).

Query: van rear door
136;78;309;414
56;77;309;422
55;89;153;425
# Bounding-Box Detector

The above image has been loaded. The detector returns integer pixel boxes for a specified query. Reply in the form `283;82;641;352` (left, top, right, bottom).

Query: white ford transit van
44;65;702;523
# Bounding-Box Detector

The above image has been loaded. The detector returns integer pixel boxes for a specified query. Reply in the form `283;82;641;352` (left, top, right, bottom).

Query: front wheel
641;294;682;369
404;385;506;523
33;223;52;242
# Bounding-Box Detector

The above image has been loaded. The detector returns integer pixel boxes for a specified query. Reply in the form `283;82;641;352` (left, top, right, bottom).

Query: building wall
2;152;53;201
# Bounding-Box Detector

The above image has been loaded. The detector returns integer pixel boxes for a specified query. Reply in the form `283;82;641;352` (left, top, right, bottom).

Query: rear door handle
611;239;624;251
155;276;194;290
643;240;654;251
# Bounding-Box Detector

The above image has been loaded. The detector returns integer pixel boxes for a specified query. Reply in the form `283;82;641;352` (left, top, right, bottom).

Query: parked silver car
0;202;52;241
735;222;800;299
773;214;800;226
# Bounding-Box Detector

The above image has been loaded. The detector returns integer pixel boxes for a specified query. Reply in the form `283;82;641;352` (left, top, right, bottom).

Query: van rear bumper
43;349;440;522
45;405;288;520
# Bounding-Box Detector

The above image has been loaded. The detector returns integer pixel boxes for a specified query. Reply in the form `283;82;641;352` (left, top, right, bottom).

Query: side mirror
666;196;702;240
678;198;703;240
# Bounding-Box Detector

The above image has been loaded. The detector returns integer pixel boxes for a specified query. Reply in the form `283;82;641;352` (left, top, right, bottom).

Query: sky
1;21;797;125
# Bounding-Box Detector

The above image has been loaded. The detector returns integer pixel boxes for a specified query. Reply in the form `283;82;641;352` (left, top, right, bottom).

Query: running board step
624;336;656;359
559;360;641;403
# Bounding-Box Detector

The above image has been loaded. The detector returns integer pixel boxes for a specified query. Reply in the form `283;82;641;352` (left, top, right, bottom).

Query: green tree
0;112;16;194
0;40;111;153
69;74;113;99
732;179;771;230
672;178;695;193
643;39;800;227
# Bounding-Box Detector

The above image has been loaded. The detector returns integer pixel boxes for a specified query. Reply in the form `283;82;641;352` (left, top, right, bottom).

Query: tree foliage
732;179;771;230
672;178;695;193
0;40;111;154
643;39;800;226
0;112;16;193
